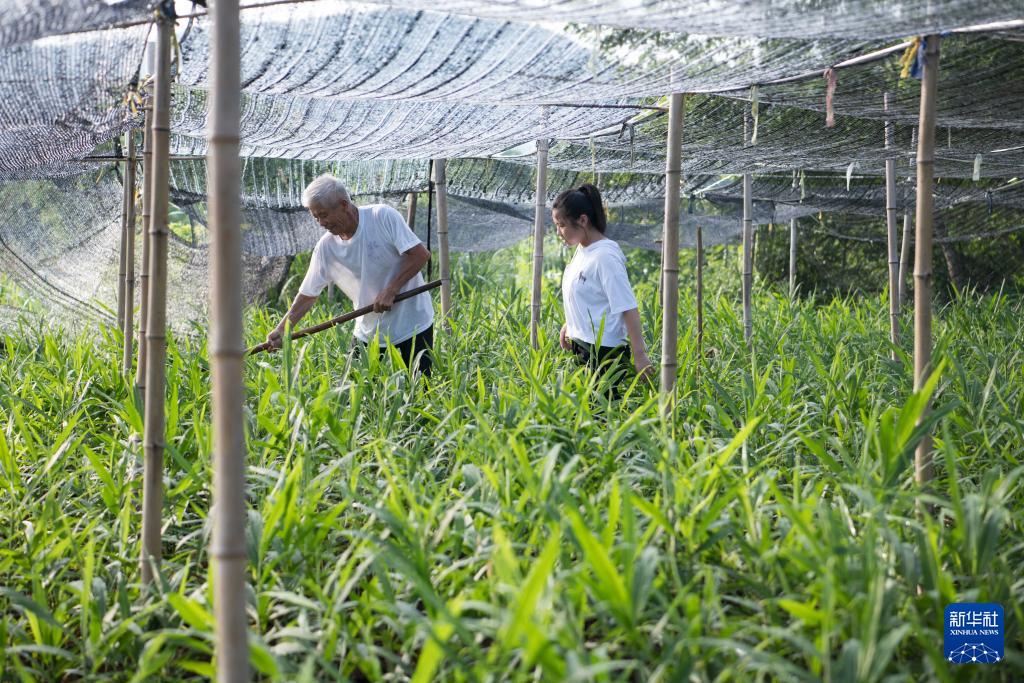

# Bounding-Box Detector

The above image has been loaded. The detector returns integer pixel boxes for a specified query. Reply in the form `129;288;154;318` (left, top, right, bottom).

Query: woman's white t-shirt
561;238;638;347
298;204;433;345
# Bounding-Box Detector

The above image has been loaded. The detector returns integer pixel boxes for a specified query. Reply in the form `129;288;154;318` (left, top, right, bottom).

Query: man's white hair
301;174;351;209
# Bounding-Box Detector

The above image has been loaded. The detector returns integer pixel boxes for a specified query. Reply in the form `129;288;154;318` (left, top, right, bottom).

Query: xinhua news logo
944;603;1003;664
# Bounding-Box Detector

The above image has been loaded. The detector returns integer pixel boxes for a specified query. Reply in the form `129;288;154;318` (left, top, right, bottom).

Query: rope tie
750;85;760;145
628;123;635;169
898;36;924;79
823;69;837;128
122;85;146;116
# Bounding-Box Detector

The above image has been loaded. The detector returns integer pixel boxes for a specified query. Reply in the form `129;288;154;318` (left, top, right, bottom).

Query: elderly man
267;174;434;374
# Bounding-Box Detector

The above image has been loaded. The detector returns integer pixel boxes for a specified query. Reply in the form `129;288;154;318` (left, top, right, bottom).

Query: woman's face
553;208;588;246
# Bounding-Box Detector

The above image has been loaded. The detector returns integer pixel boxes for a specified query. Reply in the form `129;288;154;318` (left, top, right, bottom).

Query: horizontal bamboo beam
78;155;208;162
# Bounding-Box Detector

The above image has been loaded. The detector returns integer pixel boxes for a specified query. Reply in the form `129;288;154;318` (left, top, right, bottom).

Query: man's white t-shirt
298;204;433;345
561;238;638;347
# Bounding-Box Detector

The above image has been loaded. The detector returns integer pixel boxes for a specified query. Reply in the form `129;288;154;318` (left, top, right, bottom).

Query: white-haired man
267;174;434;374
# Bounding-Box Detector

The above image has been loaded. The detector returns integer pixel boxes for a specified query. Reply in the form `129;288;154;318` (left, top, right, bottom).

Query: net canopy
697;173;1024;217
533;97;1024;178
168;90;630;160
0;26;146;180
715;33;1024;131
0;0;150;50
174;3;880;102
162;3;899;160
3;4;1021;175
168;156;674;208
0;171;290;327
696;173;1024;244
0;1;1022;326
0;160;741;326
355;0;1023;40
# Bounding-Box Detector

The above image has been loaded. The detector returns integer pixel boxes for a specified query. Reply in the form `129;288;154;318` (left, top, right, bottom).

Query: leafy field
0;246;1021;681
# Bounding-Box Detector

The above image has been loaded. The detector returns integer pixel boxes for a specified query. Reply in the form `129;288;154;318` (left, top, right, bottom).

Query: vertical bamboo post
433;159;452;324
898;212;911;308
884;92;900;360
117;136;130;332
788;217;797;297
402;191;418;309
209;0;250;679
660;92;684;394
137;43;156;394
914;35;940;487
121;131;138;373
406;191;417;230
137;111;152;393
141;10;172;584
658;227;666;307
742;115;754;345
425;161;434;280
530;123;549;350
695;223;704;372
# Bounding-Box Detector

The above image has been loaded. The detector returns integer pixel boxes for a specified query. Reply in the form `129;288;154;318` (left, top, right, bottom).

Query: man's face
309;199;356;238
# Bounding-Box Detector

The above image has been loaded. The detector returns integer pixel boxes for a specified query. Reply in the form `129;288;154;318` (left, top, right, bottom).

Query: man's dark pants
356;326;434;376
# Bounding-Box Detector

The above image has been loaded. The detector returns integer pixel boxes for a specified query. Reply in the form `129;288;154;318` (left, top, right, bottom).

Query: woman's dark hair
552;183;607;234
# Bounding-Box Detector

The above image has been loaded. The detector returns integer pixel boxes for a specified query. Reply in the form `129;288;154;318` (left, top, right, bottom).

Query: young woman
552;184;654;384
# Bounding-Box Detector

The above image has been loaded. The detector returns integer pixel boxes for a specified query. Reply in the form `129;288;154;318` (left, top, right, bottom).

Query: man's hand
559;323;571;351
634;353;655;384
265;325;285;351
373;287;397;313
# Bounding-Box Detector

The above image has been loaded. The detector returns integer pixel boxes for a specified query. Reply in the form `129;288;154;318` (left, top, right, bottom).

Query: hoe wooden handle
247;279;441;356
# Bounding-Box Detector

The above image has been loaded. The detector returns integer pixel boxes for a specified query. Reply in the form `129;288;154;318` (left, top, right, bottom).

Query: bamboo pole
914;35;940;487
433;159;452;324
137;96;155;392
141;13;172;585
117;134;130;332
898;212;911;308
530;132;549;350
400;191;418;308
695;223;704;371
406;191;417;230
789;217;797;297
660;92;684;394
425;161;434;280
121;131;138;373
742;117;754;345
658;227;666;307
208;0;250;678
884;92;900;360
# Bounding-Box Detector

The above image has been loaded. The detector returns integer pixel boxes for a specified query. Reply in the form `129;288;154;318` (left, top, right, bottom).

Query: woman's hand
559;323;571;351
622;309;654;384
